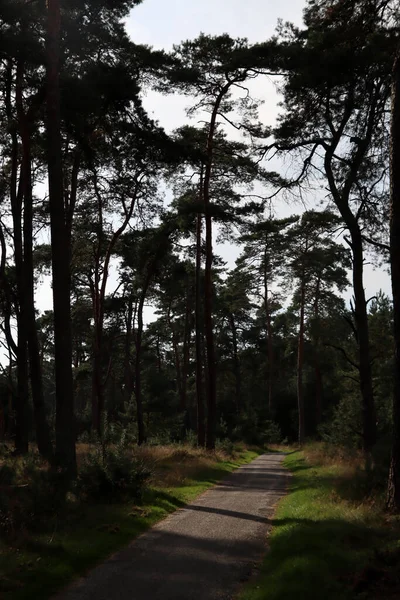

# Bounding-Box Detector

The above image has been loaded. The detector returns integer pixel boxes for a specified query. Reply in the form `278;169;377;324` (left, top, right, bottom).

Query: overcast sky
126;0;305;48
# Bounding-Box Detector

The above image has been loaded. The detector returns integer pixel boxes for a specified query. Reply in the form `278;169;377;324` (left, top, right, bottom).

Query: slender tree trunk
181;285;192;424
156;331;162;373
388;51;400;512
351;230;377;454
90;175;137;431
195;202;205;447
91;337;103;433
313;278;323;429
229;313;242;415
8;72;29;455
297;278;306;445
168;306;184;411
123;298;134;408
46;0;76;476
17;86;54;462
204;206;216;449
203;89;228;451
135;290;147;446
263;250;274;414
15;327;29;454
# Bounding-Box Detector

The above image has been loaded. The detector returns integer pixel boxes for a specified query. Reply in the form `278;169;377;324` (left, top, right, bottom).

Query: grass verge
0;445;261;600
239;446;400;600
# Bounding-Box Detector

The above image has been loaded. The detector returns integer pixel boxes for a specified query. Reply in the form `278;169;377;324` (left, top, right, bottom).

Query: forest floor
0;444;266;600
239;445;400;600
52;452;288;600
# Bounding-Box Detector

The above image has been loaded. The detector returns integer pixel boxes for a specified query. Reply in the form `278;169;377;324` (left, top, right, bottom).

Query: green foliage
0;456;69;540
319;392;363;448
78;444;152;502
240;449;396;600
232;413;282;446
0;450;259;600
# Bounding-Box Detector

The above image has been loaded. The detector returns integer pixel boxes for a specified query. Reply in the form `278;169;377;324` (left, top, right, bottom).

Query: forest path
54;453;288;600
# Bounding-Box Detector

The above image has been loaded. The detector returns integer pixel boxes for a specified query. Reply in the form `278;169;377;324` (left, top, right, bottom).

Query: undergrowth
0;442;260;600
239;444;400;600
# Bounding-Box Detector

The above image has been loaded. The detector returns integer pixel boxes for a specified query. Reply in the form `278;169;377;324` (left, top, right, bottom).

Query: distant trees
264;0;395;456
1;0;400;517
238;216;298;414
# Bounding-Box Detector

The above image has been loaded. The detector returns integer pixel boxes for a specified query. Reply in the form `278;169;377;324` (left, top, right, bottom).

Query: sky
124;0;391;302
34;0;391;317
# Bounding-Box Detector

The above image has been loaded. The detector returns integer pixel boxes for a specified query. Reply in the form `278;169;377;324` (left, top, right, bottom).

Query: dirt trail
54;453;288;600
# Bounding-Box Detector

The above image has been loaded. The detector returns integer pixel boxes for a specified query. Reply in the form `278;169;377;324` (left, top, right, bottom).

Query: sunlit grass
239;448;399;600
0;445;261;600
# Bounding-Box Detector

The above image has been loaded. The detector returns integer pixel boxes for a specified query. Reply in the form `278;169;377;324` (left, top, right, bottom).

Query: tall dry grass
75;442;242;488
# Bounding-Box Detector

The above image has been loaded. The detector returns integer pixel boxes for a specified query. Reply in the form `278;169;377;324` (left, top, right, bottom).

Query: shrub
78;445;152;502
0;457;68;539
215;439;235;455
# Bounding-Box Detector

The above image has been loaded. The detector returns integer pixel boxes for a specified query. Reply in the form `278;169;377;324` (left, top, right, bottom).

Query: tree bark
123;297;134;408
263;247;274;414
46;0;76;477
297;278;306;445
203;88;229;450
351;229;377;453
16;74;54;463
8;63;29;455
313;277;323;428
195;198;205;447
181;284;192;425
322;88;378;459
168;305;184;412
135;288;147;446
90;173;137;432
387;50;400;512
229;313;242;415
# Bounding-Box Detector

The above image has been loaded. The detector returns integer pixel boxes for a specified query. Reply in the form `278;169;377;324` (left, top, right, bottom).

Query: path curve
55;453;288;600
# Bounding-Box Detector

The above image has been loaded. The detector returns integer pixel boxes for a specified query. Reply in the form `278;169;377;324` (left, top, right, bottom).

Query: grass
0;444;261;600
239;445;400;600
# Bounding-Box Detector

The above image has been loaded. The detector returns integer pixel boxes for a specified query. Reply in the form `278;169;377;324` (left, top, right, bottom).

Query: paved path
55;453;288;600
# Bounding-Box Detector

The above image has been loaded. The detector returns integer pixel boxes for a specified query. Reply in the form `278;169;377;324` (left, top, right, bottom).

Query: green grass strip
239;451;389;600
0;449;260;600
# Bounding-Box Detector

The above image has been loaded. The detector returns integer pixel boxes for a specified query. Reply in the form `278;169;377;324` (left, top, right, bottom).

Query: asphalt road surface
55;453;288;600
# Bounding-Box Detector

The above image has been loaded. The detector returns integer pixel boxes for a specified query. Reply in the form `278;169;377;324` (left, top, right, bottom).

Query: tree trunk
17;83;54;463
90;174;137;431
168;306;184;412
351;230;377;454
14;328;29;455
135;290;146;446
297;279;306;445
229;313;242;415
313;277;323;429
264;249;274;414
8;70;29;455
91;340;103;433
181;285;192;426
195;205;205;447
203;90;228;451
46;0;76;477
156;331;162;373
388;51;400;512
123;298;134;408
0;223;17;443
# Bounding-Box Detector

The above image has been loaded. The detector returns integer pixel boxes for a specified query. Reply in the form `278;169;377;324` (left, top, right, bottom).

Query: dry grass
304;442;364;471
135;444;239;488
75;442;243;488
